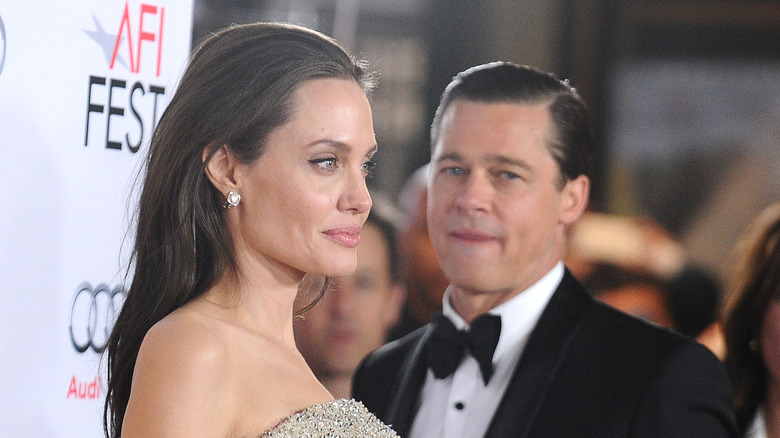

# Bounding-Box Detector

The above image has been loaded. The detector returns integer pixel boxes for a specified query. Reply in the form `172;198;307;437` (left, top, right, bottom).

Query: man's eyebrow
488;154;534;171
435;152;463;163
436;152;533;171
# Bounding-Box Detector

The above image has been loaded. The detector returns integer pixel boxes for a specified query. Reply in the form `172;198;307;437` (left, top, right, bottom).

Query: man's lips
449;228;498;243
323;226;362;248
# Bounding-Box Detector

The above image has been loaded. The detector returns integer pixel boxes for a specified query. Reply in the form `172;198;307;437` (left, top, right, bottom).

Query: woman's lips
323;226;362;248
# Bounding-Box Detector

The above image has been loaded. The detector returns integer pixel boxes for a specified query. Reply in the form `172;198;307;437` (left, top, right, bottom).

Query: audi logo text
69;282;125;353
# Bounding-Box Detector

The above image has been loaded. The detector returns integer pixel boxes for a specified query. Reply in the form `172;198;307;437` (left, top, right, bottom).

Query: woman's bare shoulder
142;306;231;373
121;308;235;437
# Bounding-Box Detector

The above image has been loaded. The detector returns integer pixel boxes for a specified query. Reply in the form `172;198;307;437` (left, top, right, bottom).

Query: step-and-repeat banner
0;1;192;435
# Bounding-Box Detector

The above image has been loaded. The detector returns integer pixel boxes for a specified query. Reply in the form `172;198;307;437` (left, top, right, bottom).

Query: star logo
83;13;128;70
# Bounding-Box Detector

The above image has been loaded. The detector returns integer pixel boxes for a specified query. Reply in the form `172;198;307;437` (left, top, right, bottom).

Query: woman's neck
204;263;303;346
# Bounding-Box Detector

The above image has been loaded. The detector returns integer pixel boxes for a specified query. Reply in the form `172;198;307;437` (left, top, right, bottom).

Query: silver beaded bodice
261;399;399;437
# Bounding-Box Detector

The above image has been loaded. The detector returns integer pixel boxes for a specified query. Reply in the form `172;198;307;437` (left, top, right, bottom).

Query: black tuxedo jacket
353;270;737;437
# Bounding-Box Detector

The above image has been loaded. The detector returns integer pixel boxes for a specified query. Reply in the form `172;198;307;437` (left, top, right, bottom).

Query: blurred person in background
583;263;677;329
387;164;450;340
667;265;726;357
295;197;405;399
566;212;687;282
722;202;780;438
568;212;726;357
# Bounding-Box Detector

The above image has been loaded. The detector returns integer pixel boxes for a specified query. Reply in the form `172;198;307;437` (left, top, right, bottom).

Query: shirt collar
746;403;766;437
442;262;564;361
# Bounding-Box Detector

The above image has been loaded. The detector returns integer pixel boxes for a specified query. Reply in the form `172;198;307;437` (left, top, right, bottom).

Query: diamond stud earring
223;190;241;209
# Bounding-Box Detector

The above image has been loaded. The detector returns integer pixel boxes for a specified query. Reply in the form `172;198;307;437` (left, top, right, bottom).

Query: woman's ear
203;144;239;194
559;174;590;226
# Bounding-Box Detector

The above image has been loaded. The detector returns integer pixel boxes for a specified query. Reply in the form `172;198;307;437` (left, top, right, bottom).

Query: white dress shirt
746;404;767;438
408;262;564;438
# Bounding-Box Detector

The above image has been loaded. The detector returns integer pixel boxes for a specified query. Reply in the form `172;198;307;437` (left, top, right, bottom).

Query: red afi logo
110;1;165;77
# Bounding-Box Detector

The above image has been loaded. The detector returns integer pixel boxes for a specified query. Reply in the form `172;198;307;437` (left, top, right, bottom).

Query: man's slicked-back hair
430;61;593;188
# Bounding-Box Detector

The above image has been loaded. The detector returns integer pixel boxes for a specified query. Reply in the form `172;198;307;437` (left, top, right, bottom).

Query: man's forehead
434;151;533;169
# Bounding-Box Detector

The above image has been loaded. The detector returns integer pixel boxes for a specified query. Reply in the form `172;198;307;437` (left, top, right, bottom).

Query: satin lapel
386;327;433;437
483;270;591;438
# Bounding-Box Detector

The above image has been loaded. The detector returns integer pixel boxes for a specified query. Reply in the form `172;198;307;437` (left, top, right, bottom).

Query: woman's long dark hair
103;22;373;437
722;202;780;432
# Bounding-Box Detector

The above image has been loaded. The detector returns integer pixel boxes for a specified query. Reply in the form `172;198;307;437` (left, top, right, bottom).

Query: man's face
294;222;403;377
428;100;588;297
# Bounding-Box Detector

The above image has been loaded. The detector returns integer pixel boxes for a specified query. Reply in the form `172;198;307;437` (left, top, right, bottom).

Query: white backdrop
0;1;192;435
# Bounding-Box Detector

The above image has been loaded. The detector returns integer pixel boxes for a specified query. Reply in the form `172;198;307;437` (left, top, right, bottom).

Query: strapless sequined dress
261;398;398;437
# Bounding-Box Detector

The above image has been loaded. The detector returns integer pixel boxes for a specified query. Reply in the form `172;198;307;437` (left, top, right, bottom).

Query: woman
103;22;397;437
723;202;780;438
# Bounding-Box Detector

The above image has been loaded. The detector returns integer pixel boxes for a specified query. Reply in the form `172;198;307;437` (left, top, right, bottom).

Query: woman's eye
361;160;376;177
311;157;337;170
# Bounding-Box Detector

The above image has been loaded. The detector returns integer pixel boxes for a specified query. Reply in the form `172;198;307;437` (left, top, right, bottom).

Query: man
295;198;405;399
352;62;737;437
388;164;450;340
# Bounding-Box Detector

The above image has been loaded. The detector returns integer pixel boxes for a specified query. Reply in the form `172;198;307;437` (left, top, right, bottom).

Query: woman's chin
321;261;358;278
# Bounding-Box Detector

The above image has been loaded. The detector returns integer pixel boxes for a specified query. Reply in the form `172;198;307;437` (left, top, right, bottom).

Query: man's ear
203;144;239;195
559;174;590;226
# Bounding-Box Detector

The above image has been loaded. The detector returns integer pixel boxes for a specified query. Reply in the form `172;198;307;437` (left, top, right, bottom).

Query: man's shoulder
556;270;696;353
573;296;721;374
585;297;691;346
549;273;716;370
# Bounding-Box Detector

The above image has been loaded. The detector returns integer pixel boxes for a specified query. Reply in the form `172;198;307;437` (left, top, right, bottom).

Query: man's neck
449;286;521;323
449;262;562;323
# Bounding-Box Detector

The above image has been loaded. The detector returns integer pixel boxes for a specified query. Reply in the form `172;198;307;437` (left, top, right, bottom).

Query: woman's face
231;78;376;279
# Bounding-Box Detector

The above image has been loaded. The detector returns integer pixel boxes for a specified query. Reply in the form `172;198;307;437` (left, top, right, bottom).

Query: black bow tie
424;312;502;385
